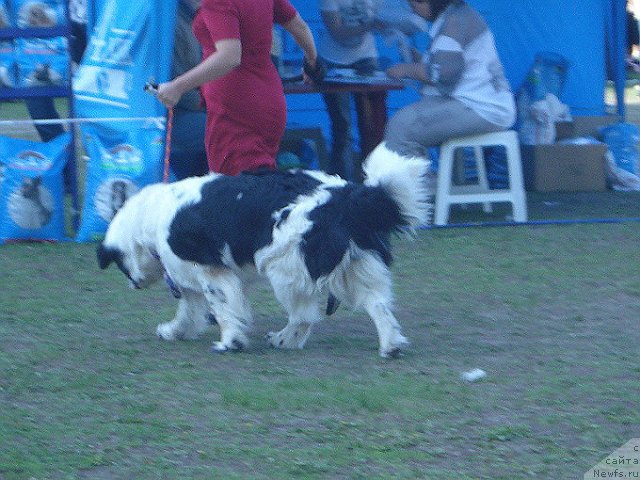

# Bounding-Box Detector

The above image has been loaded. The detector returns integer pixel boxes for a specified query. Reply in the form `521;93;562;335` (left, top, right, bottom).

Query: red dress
193;0;297;176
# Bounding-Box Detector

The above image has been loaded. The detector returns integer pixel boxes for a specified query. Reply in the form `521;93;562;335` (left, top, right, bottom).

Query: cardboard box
554;121;574;140
572;115;621;138
555;115;621;141
521;144;608;192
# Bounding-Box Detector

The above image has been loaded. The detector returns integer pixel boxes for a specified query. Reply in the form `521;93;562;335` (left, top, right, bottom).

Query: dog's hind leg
341;254;409;358
364;301;409;359
266;289;322;350
202;269;252;353
156;289;210;340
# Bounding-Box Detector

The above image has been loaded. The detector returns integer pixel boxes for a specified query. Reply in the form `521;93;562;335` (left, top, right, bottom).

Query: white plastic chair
434;130;527;226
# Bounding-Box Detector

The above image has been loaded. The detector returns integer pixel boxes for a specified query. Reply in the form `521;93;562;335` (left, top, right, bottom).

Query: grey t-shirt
318;0;379;65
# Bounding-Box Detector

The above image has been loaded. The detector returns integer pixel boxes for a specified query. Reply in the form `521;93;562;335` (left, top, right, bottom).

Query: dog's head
96;191;164;290
111;181;128;211
20;176;42;201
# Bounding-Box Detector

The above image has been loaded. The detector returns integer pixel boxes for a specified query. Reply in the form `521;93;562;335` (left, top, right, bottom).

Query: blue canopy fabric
606;0;627;118
469;0;612;116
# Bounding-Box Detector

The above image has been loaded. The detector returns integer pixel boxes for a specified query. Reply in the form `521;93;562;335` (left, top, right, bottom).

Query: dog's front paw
265;331;295;349
265;331;282;348
157;323;179;341
211;338;245;353
266;323;312;349
380;336;410;359
381;347;403;359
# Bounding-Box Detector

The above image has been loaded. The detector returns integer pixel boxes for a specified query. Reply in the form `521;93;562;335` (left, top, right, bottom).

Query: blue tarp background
78;0;628;158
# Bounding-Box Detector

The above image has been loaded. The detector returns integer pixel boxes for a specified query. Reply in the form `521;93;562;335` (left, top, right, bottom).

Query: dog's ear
96;243;116;269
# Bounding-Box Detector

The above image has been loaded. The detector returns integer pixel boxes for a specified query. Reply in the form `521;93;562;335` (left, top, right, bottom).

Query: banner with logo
0;133;71;244
73;0;177;242
75;0;176;122
75;124;165;242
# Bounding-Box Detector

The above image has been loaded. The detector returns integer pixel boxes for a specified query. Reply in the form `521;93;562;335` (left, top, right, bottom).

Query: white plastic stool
434;130;527;226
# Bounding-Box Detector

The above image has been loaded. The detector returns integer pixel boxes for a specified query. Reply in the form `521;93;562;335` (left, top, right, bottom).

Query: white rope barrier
0;116;166;127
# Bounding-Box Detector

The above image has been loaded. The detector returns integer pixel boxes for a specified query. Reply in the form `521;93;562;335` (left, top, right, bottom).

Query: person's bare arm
156;38;241;108
282;13;318;68
386;62;428;82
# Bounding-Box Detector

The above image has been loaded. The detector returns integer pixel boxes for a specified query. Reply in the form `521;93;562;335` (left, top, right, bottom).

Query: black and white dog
97;143;430;358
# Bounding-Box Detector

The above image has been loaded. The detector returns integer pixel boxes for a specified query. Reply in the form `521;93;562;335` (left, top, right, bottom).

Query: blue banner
0;133;71;244
74;0;177;124
73;0;177;242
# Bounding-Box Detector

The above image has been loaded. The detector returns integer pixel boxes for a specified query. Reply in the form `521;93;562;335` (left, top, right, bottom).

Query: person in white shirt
384;0;515;158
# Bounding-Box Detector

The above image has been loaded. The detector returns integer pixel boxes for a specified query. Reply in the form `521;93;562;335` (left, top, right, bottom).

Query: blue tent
286;0;627;131
468;0;626;117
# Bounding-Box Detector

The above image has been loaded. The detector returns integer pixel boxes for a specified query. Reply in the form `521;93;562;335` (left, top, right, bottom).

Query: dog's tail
362;142;431;230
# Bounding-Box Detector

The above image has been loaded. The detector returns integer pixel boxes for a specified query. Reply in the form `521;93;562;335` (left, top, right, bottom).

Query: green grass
2;93;639;478
1;223;639;479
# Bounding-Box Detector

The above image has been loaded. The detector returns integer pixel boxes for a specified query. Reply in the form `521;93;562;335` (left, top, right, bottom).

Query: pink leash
163;108;174;184
144;81;174;184
144;82;180;297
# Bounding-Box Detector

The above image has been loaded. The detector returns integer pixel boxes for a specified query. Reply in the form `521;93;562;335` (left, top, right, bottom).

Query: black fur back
302;184;403;280
168;170;322;266
168;171;404;280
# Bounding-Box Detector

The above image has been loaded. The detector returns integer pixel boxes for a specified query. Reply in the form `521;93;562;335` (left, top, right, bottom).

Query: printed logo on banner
9;150;53;171
74;1;176;117
75;125;164;242
74;65;128;104
93;176;138;223
6;149;55;230
101;144;144;174
89;33;134;66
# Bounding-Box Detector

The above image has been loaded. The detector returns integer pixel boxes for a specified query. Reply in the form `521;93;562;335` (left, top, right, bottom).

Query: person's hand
386;62;425;82
303;57;326;85
156;81;183;109
386;63;411;80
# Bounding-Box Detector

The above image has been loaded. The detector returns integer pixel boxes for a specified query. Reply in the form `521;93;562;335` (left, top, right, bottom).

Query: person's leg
322;91;354;179
70;20;87;64
385;96;502;157
25;97;64;142
169;108;209;180
367;90;388;151
354;90;388;181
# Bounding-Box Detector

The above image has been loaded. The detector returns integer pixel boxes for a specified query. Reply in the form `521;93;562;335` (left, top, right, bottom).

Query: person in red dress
156;0;320;176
